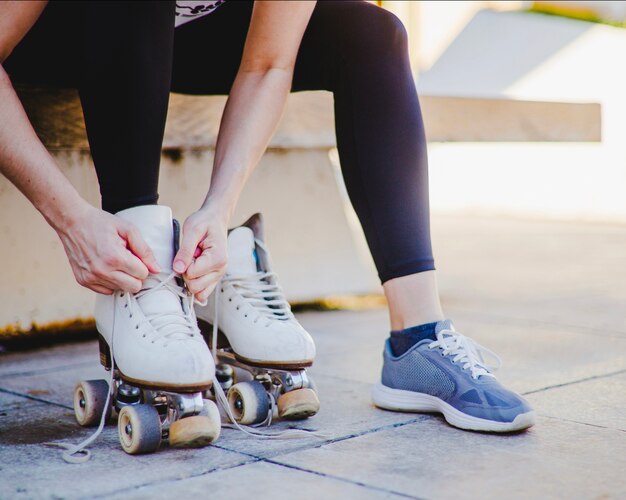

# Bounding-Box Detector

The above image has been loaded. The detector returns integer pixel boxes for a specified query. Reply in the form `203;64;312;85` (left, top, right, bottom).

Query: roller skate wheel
278;388;320;420
118;404;161;455
73;379;111;427
169;413;220;448
227;381;270;425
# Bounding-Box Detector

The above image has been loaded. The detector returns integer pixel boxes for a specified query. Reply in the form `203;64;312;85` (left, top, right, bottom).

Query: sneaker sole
371;382;535;433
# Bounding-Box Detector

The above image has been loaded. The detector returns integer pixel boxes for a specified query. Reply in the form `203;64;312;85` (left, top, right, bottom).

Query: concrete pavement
1;214;625;499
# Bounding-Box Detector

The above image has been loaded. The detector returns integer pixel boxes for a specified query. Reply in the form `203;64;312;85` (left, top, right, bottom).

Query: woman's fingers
185;248;226;280
185;270;223;301
89;284;114;295
119;223;160;274
103;270;143;293
184;246;228;300
174;222;204;274
120;250;150;281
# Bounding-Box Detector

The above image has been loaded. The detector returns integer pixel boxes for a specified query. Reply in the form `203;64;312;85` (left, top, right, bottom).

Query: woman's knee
335;2;409;58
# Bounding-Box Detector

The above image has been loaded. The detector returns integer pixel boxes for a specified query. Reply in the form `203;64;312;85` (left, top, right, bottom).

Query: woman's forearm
0;65;89;230
202;66;293;219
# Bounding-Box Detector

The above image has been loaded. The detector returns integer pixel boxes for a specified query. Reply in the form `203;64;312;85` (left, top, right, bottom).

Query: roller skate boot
72;206;220;457
196;213;319;426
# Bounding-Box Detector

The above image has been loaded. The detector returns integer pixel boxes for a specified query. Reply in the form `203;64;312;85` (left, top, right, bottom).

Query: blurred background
2;0;626;344
384;0;625;221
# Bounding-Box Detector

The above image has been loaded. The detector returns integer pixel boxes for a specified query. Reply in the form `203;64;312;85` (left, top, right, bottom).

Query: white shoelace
428;329;501;380
131;272;203;345
220;269;293;327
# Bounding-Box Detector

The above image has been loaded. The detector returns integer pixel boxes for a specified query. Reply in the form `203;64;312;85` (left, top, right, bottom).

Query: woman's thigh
170;0;365;95
171;0;253;95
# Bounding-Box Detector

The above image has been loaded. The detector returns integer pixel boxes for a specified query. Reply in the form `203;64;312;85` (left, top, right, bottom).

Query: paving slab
0;349;419;464
0;340;96;377
300;307;626;395
212;373;420;459
108;460;405;500
526;372;626;431
0;391;30;412
274;416;626;500
432;215;626;338
446;311;626;395
0;401;253;500
0;352;110;408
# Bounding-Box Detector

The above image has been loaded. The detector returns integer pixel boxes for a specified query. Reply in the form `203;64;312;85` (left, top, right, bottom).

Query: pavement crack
265;460;422;499
210;417;425;464
540;414;626;433
0;387;72;410
522;368;626;396
87;458;259;499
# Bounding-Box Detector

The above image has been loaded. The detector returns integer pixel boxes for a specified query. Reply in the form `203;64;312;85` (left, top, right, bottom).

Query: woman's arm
0;1;48;62
176;0;317;300
0;2;159;294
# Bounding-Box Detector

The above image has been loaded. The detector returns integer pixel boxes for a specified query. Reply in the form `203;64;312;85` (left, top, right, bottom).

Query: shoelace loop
131;271;201;346
428;329;501;379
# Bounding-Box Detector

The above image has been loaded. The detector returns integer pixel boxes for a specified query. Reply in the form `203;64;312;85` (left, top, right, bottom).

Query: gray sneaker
371;320;535;432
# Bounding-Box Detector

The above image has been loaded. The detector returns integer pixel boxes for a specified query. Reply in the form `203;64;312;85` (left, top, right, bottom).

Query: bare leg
383;271;445;330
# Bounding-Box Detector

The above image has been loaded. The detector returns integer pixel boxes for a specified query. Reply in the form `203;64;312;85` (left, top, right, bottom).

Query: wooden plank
421;95;602;142
15;85;601;148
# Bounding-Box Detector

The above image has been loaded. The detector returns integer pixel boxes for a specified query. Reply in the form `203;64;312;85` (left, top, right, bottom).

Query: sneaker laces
428;329;501;380
46;272;203;463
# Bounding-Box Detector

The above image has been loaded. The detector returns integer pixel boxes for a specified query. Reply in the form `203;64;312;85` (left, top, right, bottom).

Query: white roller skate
71;206;220;459
196;214;320;427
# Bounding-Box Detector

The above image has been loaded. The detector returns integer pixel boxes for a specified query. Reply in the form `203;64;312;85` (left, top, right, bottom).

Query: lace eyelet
124;304;128;308
120;293;124;297
135;325;139;329
236;306;239;310
228;298;232;302
244;314;247;318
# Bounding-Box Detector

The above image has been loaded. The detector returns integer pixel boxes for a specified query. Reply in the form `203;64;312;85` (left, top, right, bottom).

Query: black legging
5;0;434;283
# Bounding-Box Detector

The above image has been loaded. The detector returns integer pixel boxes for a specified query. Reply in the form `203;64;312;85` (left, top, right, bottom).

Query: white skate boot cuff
227;227;258;275
116;205;175;272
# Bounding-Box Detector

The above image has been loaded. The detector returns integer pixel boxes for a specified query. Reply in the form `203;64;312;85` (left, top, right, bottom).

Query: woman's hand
174;206;229;302
57;205;160;295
